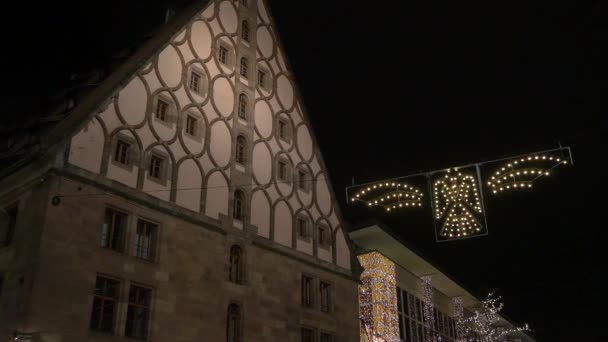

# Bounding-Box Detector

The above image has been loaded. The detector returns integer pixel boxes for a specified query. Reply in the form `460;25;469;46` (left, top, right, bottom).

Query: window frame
185;113;199;137
100;207;127;253
89;275;121;334
237;93;248;120
218;44;231;66
239;57;249;79
227;303;242;342
229;245;244;284
296;215;309;240
277;158;291;183
301;274;314;308
125;284;153;340
0;204;18;248
241;20;250;43
188;67;206;96
317;224;331;249
277;117;290;142
301;327;315;342
114;140;131;166
235;135;247;165
155;98;170;122
319;281;331;313
232;190;246;221
133;219;159;262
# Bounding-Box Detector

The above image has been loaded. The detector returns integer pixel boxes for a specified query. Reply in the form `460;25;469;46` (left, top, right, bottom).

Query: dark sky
2;0;606;340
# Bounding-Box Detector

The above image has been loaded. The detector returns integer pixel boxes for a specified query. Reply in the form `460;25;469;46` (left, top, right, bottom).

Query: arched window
238;93;248;119
233;189;245;220
240;57;249;79
235;135;246;165
241;21;250;42
229;245;243;283
227;303;241;342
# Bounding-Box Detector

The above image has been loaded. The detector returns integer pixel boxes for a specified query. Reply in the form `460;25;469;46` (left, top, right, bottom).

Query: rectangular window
258;70;266;88
101;208;126;252
114;140;130;165
0;205;18;247
189;71;202;94
278;119;288;140
125;285;152;340
301;327;314;342
320;281;331;312
302;275;313;307
297;217;307;238
134;220;157;261
156;98;169;121
318;226;328;247
278;160;288;181
185;115;197;136
298;169;309;191
320;332;332;342
149;155;163;179
90;276;120;333
219;46;229;64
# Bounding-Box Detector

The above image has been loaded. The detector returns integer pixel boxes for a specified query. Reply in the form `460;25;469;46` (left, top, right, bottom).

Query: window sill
296;235;312;243
132;255;159;265
100;246;126;255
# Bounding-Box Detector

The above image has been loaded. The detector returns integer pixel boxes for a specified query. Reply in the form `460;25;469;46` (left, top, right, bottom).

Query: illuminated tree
457;293;529;342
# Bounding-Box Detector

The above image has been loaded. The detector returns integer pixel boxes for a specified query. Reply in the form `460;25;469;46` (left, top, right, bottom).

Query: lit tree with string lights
456;293;529;342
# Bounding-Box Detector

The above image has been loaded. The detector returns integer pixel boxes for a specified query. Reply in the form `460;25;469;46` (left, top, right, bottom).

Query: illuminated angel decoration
433;169;484;239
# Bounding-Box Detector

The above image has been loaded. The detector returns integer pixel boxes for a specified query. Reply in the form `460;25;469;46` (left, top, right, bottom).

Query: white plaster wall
65;0;353;269
335;228;351;270
250;190;270;238
69;119;104;174
274;201;292;247
205;171;229;219
296;239;313;256
176;159;202;212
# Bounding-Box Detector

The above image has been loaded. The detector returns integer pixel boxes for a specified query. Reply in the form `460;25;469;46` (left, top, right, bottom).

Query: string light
421;276;437;342
487;154;568;194
433;169;484;239
358;252;399;342
351;181;424;212
453;297;465;341
455;293;530;341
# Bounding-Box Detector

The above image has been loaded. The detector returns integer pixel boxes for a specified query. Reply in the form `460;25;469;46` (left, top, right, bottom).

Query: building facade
350;224;535;342
0;0;360;341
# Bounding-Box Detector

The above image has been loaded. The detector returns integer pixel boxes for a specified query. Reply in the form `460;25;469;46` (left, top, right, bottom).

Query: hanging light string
52;176;330;199
487;154;569;194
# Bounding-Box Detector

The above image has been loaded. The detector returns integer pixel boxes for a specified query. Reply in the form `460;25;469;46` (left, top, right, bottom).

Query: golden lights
433;169;484;239
487;154;569;194
351;182;423;212
358;252;399;342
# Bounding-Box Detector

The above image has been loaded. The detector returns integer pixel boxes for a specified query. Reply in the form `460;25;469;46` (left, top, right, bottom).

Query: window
114;140;130;165
0;205;18;247
149;155;164;179
133;220;157;261
125;285;152;340
278;118;289;141
100;208;126;252
238;93;248;119
240;57;249;78
297;216;308;238
241;21;250;42
189;70;203;94
301;327;314;342
320;333;332;342
320;281;331;312
302;275;313;307
233;190;245;221
298;169;310;191
219;45;229;65
318;225;330;248
229;245;243;284
227;304;241;342
155;98;169;121
236;135;246;165
240;0;247;7
397;288;457;342
90;276;120;333
185;115;198;136
258;69;267;88
278;160;289;182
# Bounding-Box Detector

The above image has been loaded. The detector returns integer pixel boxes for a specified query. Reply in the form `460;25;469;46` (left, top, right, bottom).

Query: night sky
1;0;606;340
